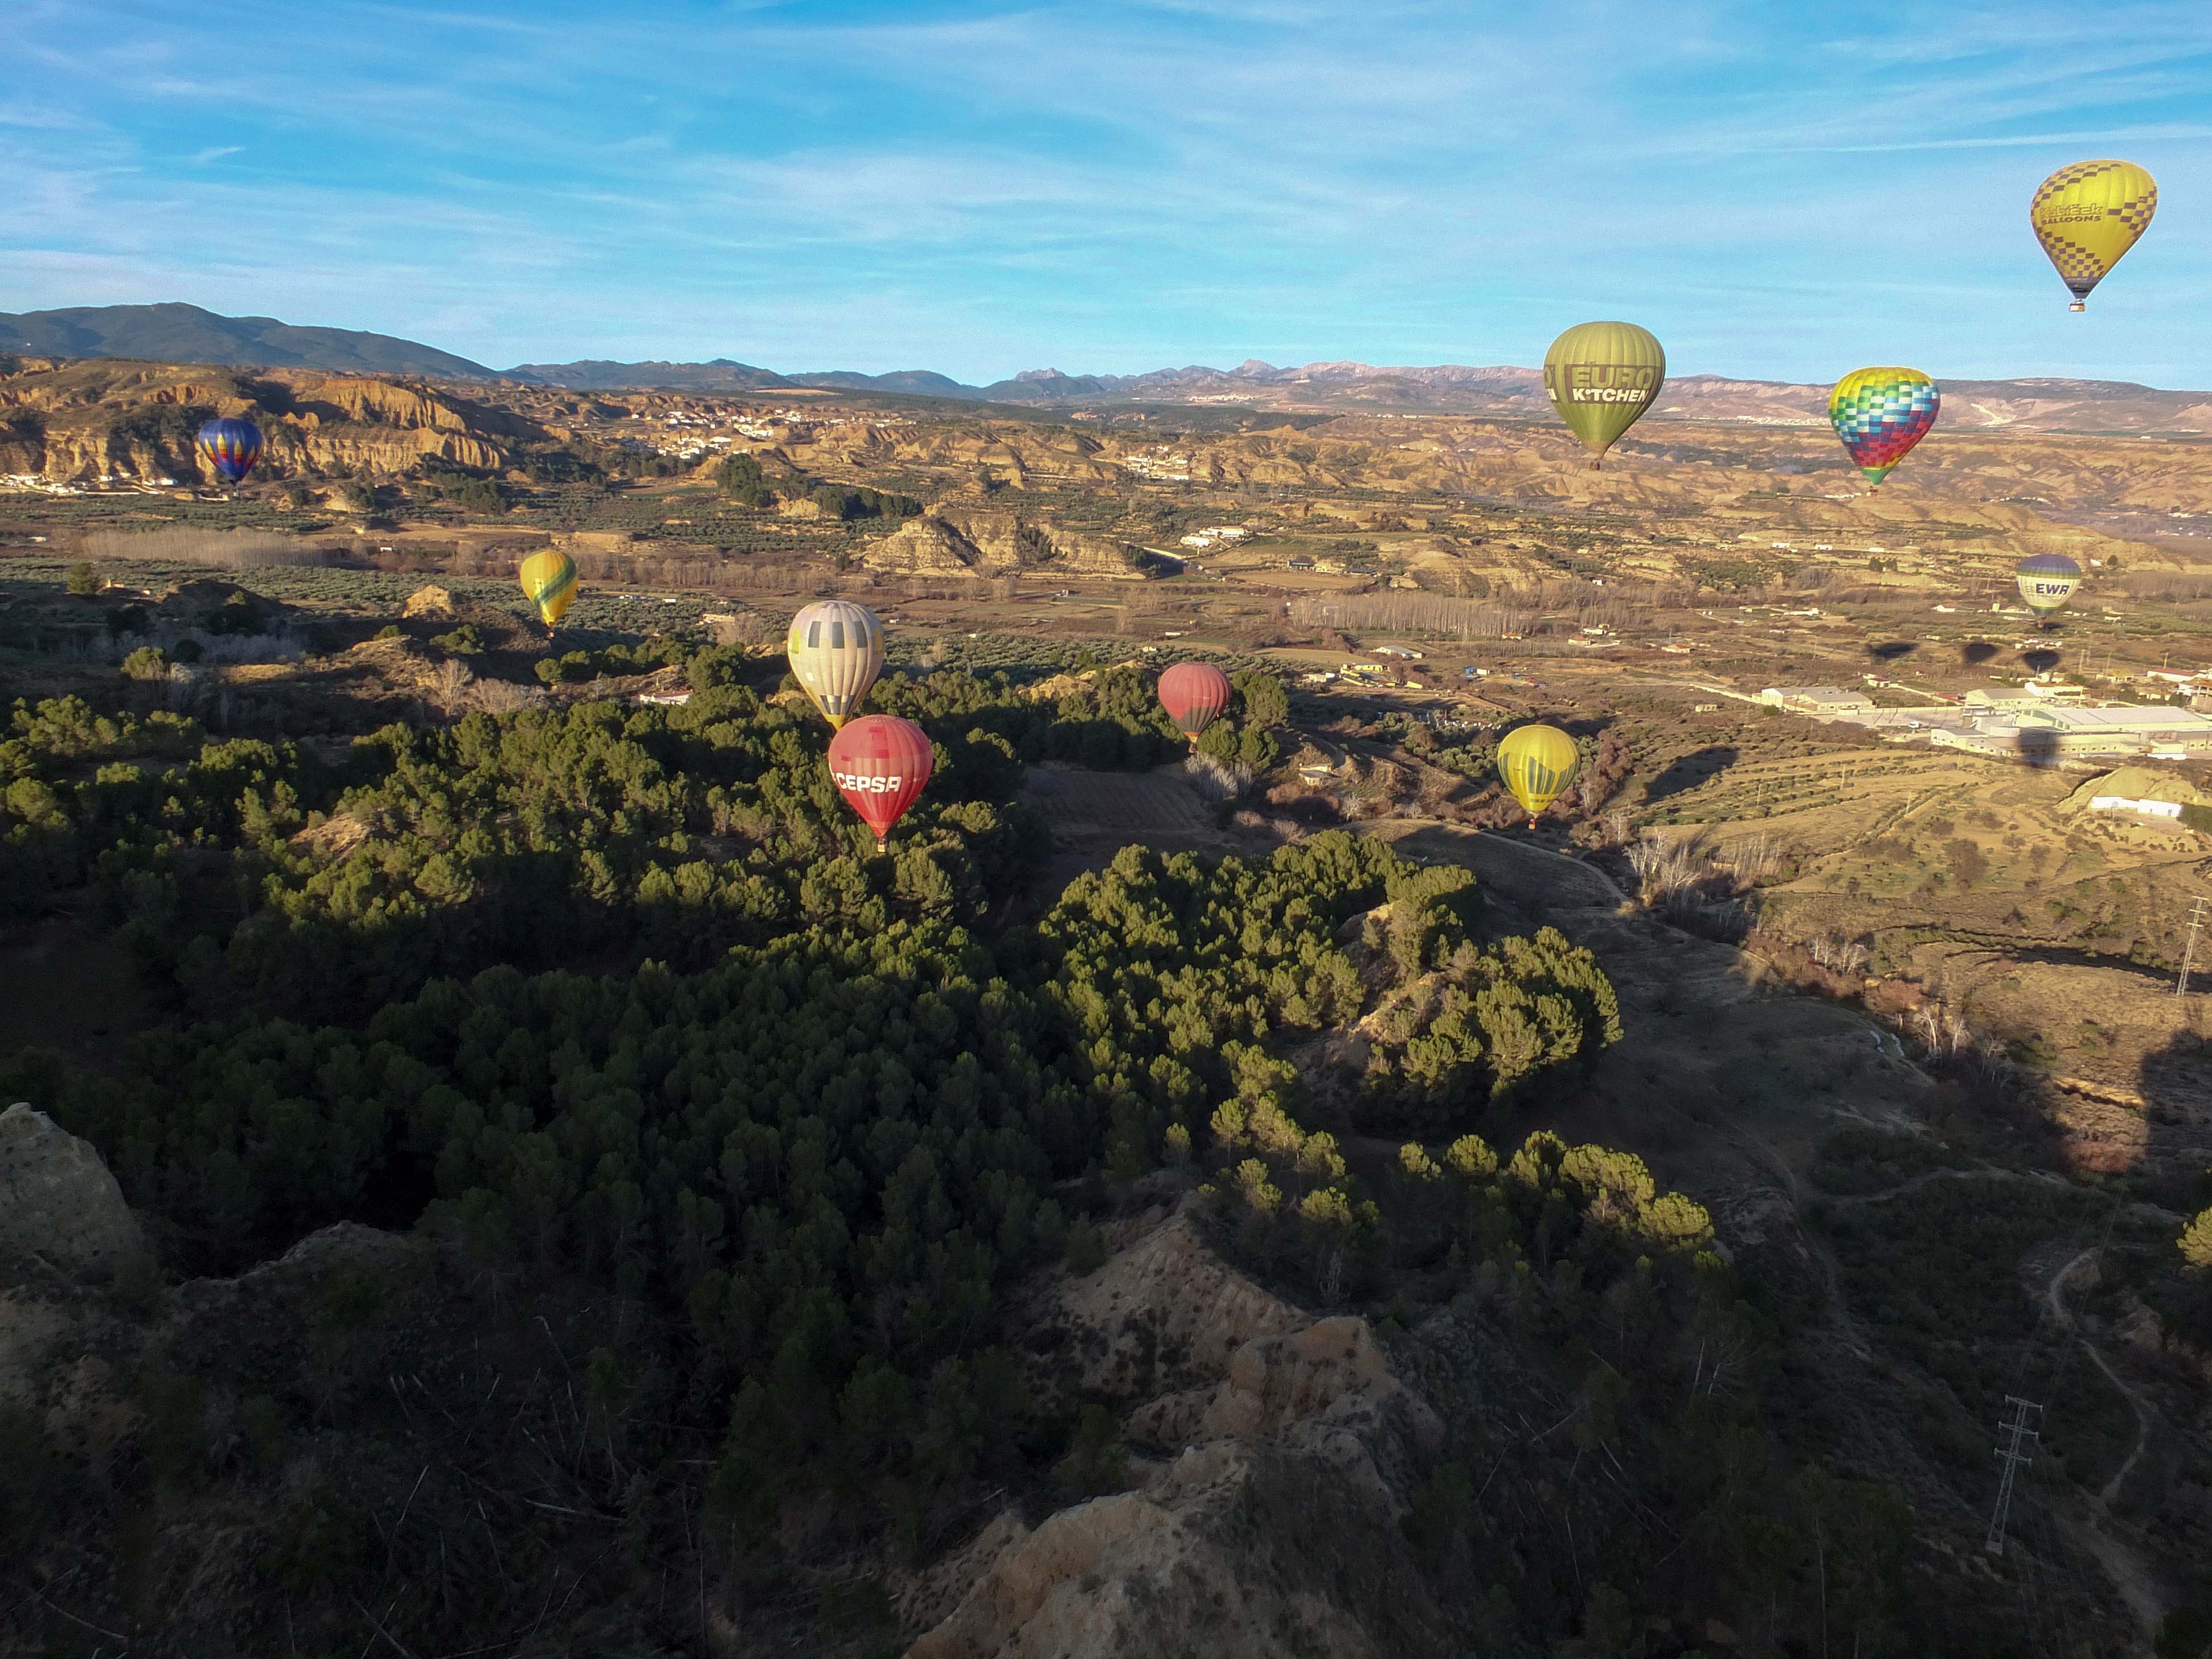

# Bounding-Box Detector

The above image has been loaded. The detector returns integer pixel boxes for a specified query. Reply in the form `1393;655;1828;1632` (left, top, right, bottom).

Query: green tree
714;452;770;506
65;562;99;596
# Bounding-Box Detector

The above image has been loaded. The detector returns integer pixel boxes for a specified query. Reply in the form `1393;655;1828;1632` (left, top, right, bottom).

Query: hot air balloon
2031;160;2156;312
1543;322;1665;470
787;600;885;730
828;715;934;846
195;416;263;486
1158;661;1232;747
1829;368;1939;486
2016;551;2082;620
518;548;579;630
1497;724;1580;825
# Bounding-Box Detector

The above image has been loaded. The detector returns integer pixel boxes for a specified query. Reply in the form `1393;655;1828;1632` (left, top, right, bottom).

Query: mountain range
6;302;2210;435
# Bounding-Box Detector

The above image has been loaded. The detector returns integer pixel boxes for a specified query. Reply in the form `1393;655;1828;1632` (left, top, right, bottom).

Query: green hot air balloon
1543;322;1666;470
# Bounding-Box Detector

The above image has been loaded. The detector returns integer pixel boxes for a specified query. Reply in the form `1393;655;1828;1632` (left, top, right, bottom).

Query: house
1759;686;1875;715
2089;794;2183;819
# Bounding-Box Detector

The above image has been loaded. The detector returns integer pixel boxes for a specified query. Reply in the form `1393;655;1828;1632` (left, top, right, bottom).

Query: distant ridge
503;357;794;392
8;304;2210;435
0;301;495;379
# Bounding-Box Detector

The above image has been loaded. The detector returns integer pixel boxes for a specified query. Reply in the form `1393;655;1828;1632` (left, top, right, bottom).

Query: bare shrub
1721;833;1781;886
1907;999;1976;1062
79;527;330;568
1625;830;1771;939
1808;936;1870;977
1185;753;1254;801
1627;834;1705;908
706;611;772;648
1290;593;1531;640
466;678;548;715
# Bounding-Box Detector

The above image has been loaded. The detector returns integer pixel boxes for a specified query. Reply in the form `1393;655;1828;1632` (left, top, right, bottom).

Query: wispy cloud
3;0;2208;381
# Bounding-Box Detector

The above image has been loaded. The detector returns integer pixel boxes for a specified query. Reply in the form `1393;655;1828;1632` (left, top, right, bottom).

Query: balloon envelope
787;601;886;730
1497;724;1580;821
828;715;934;844
1542;322;1665;468
2031;159;2156;310
518;548;579;629
2016;552;2083;616
1158;661;1232;743
1829;368;1939;486
195;417;263;485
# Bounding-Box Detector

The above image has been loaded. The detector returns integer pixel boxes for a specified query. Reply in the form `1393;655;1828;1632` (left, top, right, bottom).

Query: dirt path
2042;1246;2176;1645
2045;1248;2160;1514
1381;818;1628;909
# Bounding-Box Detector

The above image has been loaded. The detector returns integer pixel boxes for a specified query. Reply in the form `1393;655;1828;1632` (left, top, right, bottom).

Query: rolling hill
10;303;2212;434
0;301;496;379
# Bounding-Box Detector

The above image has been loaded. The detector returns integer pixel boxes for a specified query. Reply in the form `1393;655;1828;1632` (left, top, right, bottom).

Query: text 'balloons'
1157;661;1232;745
195;417;263;485
2031;159;2157;312
788;600;886;730
1543;322;1665;470
828;715;934;846
518;549;579;629
1498;724;1580;824
1829;368;1939;487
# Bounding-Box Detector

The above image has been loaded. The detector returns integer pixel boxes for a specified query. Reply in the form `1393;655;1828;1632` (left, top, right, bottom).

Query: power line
2178;895;2209;998
1986;1395;2042;1557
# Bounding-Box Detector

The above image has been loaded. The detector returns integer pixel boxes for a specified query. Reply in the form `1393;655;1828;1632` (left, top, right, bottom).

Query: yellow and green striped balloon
518;548;579;629
1497;724;1580;823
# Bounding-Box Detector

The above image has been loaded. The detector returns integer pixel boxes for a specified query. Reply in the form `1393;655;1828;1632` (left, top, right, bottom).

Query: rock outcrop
861;501;1146;582
0;1103;142;1276
907;1198;1454;1657
0;358;535;483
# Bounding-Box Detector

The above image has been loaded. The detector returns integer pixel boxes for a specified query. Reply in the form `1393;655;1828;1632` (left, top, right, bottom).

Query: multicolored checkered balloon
1827;367;1939;487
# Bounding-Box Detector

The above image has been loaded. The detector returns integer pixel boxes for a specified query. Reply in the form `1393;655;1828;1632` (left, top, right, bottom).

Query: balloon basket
2068;301;2086;313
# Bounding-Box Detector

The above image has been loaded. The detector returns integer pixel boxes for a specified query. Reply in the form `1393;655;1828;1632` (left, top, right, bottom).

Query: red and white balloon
827;715;935;846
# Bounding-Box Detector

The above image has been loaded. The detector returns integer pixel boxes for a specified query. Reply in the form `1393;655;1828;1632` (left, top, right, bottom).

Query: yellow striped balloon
1497;724;1580;823
518;549;579;629
2031;159;2156;311
787;600;886;729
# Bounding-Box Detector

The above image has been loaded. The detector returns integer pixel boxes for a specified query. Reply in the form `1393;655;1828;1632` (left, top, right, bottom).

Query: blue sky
5;1;2209;383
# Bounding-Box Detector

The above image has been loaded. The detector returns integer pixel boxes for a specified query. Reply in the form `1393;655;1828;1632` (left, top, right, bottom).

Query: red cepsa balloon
827;715;935;845
1157;661;1231;744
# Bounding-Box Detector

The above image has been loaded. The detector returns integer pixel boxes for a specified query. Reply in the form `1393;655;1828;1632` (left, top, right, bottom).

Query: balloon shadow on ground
1868;641;1919;662
2020;649;2063;675
1961;642;2001;666
1645;745;1737;801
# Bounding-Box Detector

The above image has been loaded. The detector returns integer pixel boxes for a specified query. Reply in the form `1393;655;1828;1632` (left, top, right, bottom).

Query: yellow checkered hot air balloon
518;549;579;630
787;600;886;730
2031;159;2156;312
1497;724;1580;826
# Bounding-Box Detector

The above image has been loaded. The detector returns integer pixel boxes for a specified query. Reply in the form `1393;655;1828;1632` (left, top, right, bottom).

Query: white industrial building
2088;794;2184;819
